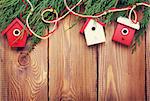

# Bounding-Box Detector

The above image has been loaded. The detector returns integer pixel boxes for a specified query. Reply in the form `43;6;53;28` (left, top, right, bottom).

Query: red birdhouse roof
1;18;32;36
80;18;105;33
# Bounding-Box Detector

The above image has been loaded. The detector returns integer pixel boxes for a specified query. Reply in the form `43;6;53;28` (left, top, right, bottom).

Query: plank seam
96;45;99;101
47;31;50;101
145;32;147;101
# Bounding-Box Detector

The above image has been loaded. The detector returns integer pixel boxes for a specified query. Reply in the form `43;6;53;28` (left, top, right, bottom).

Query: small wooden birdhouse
1;18;31;47
112;16;140;46
80;18;106;46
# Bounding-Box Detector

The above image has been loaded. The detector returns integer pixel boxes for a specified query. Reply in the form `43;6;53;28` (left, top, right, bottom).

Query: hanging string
26;0;150;40
64;0;131;18
41;0;82;23
129;2;150;24
64;0;139;23
128;5;138;24
26;0;58;39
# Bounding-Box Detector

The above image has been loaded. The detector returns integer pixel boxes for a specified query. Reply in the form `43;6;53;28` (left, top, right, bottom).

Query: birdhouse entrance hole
121;28;129;36
13;29;21;36
92;27;96;31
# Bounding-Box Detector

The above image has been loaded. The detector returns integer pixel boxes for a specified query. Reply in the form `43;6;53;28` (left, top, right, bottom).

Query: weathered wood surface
98;23;145;101
146;23;150;101
0;33;48;100
0;34;7;101
0;15;149;101
49;15;97;101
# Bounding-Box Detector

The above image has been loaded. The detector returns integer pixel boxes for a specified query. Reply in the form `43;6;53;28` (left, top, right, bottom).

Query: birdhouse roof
80;18;105;33
117;16;140;30
1;18;32;36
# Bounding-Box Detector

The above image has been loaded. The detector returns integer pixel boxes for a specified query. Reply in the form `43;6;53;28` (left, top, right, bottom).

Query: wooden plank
49;15;97;101
98;23;145;101
146;1;150;100
146;23;150;101
1;34;48;100
0;34;7;101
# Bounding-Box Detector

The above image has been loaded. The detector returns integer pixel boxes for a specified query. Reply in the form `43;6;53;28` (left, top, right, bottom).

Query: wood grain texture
0;15;149;101
146;2;150;100
146;23;150;101
0;34;7;101
49;15;97;101
1;34;48;101
98;23;145;101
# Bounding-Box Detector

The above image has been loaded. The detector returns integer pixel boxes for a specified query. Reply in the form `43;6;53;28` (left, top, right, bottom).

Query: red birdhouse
112;17;140;46
80;18;106;46
1;18;31;47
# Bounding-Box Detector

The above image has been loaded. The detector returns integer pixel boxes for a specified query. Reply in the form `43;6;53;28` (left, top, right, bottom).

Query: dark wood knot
18;52;30;66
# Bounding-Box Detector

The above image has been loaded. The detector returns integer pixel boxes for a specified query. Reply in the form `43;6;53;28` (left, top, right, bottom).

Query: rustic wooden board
0;35;7;101
49;15;97;101
98;23;145;101
146;23;150;101
146;1;150;100
0;34;48;100
0;15;149;101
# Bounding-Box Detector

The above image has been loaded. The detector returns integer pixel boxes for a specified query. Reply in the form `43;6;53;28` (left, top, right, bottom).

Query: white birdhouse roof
117;16;140;30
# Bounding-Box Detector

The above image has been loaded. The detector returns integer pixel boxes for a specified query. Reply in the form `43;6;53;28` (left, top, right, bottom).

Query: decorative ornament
1;18;32;47
112;13;140;46
80;19;106;46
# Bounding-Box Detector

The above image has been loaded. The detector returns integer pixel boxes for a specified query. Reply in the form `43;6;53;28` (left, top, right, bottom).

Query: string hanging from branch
26;0;150;39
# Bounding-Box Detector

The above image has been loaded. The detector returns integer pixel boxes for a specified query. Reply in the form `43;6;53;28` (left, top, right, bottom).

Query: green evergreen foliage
0;0;150;51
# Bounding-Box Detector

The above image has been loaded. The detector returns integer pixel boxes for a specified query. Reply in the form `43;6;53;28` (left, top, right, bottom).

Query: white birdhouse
80;18;106;46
